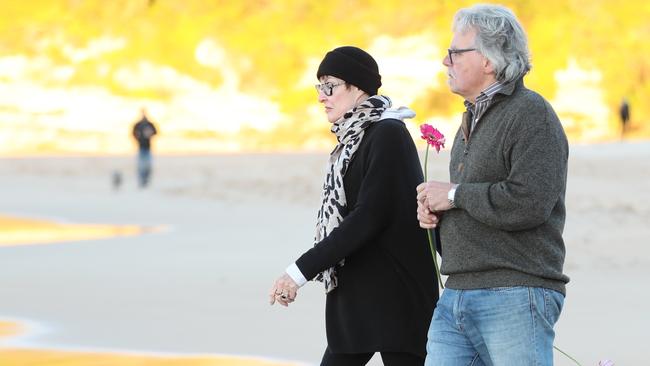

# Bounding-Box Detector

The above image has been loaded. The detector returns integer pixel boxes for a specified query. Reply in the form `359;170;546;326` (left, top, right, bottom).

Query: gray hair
453;4;531;83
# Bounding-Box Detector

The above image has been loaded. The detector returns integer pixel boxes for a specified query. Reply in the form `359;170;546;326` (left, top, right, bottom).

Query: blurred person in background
619;97;630;137
416;4;569;365
132;107;158;188
269;46;438;366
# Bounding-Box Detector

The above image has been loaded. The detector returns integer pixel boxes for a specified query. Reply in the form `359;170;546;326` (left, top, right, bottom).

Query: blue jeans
425;287;564;366
137;149;152;187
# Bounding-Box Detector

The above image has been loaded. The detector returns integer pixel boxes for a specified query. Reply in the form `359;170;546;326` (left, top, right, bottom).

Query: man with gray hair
416;4;569;365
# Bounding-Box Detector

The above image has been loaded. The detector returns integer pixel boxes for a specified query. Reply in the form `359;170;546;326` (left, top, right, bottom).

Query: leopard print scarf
314;95;392;293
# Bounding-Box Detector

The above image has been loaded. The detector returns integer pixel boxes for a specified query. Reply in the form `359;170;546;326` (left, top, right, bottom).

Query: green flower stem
426;227;444;289
424;144;444;289
554;346;582;366
424;143;429;181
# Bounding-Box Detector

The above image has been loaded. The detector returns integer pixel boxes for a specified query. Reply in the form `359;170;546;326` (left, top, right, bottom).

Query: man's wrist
448;184;459;209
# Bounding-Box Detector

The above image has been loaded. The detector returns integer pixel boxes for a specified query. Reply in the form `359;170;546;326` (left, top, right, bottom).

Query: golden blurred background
1;0;649;155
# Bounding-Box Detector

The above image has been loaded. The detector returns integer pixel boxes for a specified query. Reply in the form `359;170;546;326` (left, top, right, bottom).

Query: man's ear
483;57;495;74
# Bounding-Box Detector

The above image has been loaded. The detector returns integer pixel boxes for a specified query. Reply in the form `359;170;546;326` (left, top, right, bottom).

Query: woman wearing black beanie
270;46;438;366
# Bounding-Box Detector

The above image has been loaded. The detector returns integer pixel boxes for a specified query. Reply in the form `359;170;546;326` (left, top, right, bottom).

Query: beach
0;142;649;365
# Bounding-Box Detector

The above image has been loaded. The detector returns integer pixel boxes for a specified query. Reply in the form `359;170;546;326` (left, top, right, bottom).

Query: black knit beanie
316;46;382;96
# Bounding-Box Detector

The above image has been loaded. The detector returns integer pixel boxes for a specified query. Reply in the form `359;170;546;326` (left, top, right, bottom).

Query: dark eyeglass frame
447;48;477;65
315;81;345;96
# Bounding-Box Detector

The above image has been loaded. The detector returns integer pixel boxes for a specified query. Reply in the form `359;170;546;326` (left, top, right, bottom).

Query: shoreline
0;319;306;366
0;137;647;159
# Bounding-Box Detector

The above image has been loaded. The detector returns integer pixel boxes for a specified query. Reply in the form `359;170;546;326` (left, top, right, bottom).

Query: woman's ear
354;90;370;105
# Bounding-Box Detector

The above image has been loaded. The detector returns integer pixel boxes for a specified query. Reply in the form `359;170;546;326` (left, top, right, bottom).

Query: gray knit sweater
442;77;570;295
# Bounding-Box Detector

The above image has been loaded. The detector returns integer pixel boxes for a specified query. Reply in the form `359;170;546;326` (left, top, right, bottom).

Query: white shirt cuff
286;262;308;287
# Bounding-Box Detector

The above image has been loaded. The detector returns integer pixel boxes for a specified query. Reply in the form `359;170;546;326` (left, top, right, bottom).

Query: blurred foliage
1;0;649;147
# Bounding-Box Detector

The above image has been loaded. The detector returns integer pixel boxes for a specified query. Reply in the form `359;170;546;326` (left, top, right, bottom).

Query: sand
0;142;649;365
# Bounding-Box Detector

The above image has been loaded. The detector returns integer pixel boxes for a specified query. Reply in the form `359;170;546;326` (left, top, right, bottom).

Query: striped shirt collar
463;81;504;133
464;81;503;110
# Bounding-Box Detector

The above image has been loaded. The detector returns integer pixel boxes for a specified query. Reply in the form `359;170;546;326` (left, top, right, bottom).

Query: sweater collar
496;76;524;96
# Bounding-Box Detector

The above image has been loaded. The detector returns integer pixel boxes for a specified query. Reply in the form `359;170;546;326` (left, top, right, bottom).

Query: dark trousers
320;347;424;366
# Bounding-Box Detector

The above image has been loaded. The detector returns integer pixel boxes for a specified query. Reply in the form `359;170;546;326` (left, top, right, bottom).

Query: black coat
296;119;438;356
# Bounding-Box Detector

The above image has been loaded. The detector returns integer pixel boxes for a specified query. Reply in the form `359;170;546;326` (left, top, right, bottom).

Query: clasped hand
269;273;299;307
416;181;454;229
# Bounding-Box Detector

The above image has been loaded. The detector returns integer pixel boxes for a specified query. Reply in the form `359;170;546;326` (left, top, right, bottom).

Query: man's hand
417;181;455;212
417;200;440;229
269;273;299;307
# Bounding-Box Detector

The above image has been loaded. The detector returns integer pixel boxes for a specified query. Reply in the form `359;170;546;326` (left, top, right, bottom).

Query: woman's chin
326;113;339;123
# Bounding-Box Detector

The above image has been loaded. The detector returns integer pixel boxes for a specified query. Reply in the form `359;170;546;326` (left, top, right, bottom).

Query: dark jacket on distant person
132;117;157;151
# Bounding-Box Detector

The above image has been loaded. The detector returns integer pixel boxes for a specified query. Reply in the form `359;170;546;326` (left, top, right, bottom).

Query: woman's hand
269;273;299;307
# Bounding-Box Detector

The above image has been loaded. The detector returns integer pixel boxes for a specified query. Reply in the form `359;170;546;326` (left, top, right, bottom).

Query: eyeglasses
315;82;345;96
447;48;477;65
